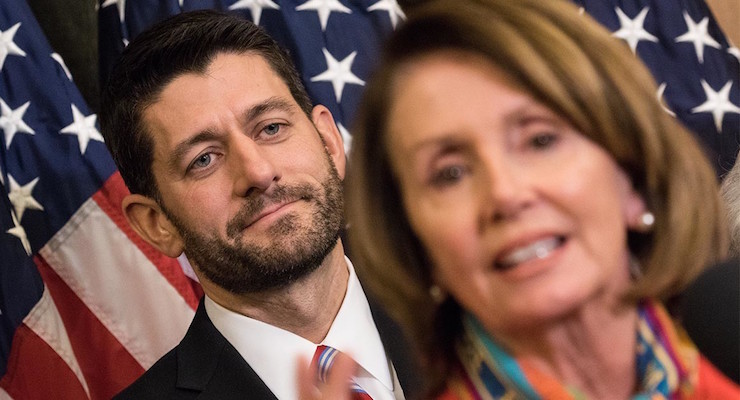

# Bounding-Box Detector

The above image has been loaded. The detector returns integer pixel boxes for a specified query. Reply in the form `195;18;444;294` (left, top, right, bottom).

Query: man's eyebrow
168;130;221;172
245;97;296;122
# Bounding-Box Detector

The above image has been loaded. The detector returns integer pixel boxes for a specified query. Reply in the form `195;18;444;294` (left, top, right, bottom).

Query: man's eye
191;153;212;169
263;123;281;136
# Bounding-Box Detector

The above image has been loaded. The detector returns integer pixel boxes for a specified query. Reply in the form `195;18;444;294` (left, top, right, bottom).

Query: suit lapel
176;300;278;400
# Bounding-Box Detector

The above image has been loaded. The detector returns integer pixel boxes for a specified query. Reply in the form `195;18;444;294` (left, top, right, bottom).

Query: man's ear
122;194;184;258
312;104;346;179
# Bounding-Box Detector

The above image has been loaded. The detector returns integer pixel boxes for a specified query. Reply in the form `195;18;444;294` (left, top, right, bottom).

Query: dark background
27;0;99;112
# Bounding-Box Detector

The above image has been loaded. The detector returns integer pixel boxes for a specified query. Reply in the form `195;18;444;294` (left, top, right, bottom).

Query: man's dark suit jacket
680;258;740;384
114;297;421;399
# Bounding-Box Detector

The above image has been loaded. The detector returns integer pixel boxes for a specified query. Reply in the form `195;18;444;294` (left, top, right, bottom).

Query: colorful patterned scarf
445;301;699;399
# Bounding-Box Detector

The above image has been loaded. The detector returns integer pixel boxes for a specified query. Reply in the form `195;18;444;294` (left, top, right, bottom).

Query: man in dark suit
100;10;419;399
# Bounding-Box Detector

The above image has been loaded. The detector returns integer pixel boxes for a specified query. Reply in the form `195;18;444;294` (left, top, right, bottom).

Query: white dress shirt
205;256;404;400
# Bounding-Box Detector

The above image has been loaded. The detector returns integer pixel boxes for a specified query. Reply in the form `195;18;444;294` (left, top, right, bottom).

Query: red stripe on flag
35;255;145;399
93;172;203;308
0;324;88;400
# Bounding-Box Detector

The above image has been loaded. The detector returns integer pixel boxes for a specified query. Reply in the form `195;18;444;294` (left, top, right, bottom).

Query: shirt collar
322;257;394;390
205;256;393;400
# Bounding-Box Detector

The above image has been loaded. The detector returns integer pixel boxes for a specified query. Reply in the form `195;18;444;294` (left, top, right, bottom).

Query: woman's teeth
496;237;562;269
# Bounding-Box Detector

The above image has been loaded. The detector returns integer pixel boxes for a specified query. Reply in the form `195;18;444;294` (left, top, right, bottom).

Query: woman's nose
482;157;534;223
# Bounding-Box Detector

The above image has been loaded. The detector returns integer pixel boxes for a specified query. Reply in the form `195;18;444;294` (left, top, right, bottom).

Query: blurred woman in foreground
341;0;738;398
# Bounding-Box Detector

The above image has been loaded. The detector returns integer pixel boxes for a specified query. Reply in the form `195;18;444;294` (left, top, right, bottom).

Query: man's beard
163;156;344;294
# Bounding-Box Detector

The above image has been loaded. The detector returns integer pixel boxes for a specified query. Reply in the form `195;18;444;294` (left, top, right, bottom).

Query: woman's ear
122;194;184;258
624;189;653;233
311;104;346;179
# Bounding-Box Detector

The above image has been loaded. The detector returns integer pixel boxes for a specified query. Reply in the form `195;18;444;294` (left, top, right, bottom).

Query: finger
322;352;356;400
296;355;320;400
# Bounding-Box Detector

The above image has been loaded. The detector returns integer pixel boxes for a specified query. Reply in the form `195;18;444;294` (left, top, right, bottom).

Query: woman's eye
529;132;559;149
263;123;281;136
431;165;467;186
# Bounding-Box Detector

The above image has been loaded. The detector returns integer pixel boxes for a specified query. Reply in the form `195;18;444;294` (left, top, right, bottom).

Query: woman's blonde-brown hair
721;152;740;257
347;0;727;393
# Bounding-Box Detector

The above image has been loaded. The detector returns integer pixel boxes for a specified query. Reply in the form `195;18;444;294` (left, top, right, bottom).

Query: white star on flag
691;80;740;133
675;12;720;64
7;174;44;221
296;0;352;32
0;22;26;71
229;0;280;26
729;45;740;63
60;104;104;155
367;0;405;29
101;0;127;24
0;98;34;148
656;83;676;117
612;7;658;54
6;211;31;256
51;53;73;81
337;122;352;155
311;48;365;103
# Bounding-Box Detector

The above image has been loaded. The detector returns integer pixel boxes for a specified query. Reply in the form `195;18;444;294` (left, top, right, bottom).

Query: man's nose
231;137;279;197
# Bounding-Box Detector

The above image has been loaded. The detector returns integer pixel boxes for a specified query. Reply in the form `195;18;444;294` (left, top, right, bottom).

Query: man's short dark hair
100;10;313;199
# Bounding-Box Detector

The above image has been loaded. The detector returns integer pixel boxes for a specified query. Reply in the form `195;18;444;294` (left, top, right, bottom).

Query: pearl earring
635;211;655;232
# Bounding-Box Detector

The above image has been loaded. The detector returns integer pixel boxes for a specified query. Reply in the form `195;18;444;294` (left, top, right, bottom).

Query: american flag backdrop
0;0;737;398
0;1;202;398
575;0;739;176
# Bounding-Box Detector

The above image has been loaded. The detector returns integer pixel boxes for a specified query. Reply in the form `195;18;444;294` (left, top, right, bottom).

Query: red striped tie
312;345;373;400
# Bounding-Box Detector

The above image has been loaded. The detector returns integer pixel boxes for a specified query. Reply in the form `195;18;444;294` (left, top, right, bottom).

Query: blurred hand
297;352;357;400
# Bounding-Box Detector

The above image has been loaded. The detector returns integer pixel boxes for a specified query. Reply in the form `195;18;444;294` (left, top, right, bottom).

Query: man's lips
244;199;299;228
226;183;316;239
